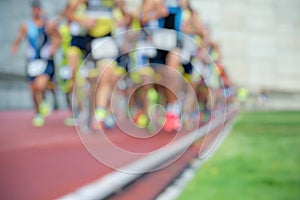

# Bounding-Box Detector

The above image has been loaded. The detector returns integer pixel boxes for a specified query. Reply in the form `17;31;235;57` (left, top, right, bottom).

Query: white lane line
59;110;236;200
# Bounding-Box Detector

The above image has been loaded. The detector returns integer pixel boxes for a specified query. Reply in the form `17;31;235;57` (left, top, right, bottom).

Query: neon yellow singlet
59;24;71;56
86;0;114;37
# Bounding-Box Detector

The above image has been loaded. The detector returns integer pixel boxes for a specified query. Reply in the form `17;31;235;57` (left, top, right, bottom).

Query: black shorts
149;49;168;66
182;62;193;75
70;35;88;52
116;54;130;72
149;13;182;67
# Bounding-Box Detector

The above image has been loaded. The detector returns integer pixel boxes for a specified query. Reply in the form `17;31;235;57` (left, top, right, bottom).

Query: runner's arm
64;0;96;29
140;0;168;26
116;0;133;28
46;21;62;57
121;7;133;28
192;12;206;38
12;23;27;55
181;12;206;37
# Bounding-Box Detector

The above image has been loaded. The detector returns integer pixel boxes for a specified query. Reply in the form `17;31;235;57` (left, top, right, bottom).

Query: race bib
192;60;204;72
27;59;47;77
152;29;177;51
86;0;113;19
136;41;157;58
69;22;86;36
182;36;198;54
91;37;118;60
59;66;73;80
181;49;191;65
147;19;159;28
85;10;113;19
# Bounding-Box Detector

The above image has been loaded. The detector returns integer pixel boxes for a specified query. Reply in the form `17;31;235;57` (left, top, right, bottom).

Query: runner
61;0;93;126
179;0;206;129
112;0;152;129
12;1;61;127
115;2;159;130
140;0;184;132
66;0;128;130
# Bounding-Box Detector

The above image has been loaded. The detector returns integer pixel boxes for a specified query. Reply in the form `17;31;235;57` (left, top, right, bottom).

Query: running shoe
39;100;51;117
103;114;115;129
32;114;45;127
64;116;76;126
91;118;103;130
95;108;107;121
133;111;149;128
163;112;181;132
92;108;116;130
91;108;107;130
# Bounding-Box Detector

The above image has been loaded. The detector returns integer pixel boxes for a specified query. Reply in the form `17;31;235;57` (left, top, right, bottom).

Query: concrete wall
191;0;300;92
1;0;300;92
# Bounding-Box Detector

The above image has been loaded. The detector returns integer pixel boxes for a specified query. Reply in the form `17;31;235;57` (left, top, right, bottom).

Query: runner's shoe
64;116;76;126
91;118;104;131
103;114;116;129
163;112;181;132
133;111;149;128
91;108;115;130
32;114;45;127
91;108;107;130
39;100;51;117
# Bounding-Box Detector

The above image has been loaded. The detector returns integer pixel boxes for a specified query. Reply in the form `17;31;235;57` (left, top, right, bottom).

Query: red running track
0;110;211;200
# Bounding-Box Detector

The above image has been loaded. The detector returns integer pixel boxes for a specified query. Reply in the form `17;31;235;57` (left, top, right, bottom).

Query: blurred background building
191;0;300;93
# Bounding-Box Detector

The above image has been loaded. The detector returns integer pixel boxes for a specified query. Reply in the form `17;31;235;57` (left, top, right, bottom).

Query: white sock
167;101;181;115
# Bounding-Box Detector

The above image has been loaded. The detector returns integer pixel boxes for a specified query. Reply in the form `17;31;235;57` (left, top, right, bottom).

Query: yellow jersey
85;0;114;37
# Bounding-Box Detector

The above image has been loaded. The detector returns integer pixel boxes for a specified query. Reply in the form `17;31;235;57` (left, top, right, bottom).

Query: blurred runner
118;2;158;130
66;0;127;130
179;0;206;129
12;1;61;127
141;0;184;132
59;0;90;126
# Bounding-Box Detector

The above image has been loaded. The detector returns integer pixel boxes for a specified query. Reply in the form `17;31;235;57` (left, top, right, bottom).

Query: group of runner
12;0;233;132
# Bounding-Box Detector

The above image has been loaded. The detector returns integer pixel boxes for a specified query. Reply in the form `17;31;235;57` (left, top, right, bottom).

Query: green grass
177;111;300;200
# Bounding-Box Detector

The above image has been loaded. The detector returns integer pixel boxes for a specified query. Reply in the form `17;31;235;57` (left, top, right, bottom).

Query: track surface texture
0;110;235;200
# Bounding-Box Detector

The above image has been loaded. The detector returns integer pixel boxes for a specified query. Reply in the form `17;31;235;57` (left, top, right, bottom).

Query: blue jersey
158;0;182;32
143;0;182;32
26;19;50;60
